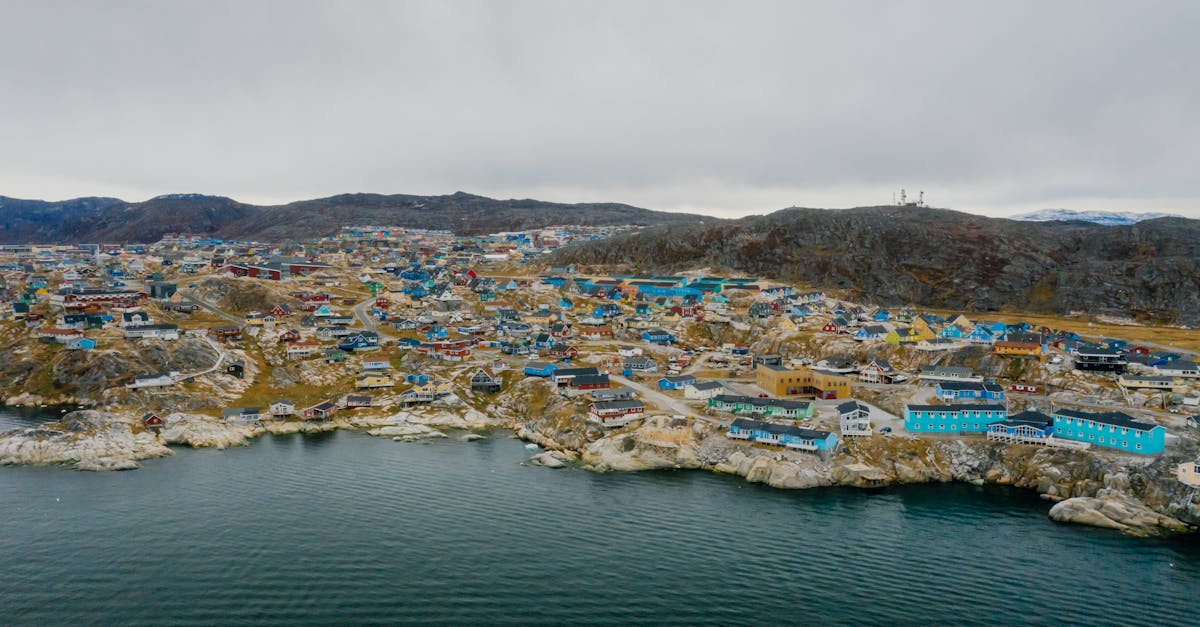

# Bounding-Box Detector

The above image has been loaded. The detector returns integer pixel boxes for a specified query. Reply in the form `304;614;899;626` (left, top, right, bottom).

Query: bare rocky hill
0;191;715;243
549;206;1200;325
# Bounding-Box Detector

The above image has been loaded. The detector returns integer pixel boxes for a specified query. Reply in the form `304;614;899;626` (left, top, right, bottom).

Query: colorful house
657;374;697;390
708;394;814;419
1052;409;1165;454
903;404;1007;433
641;328;675;344
934;381;1006;401
588;399;646;428
994;340;1046;359
726;417;838;452
523;361;558;377
854;325;888;342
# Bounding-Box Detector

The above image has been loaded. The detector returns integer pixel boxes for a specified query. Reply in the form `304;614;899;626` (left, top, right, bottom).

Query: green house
707;394;813;419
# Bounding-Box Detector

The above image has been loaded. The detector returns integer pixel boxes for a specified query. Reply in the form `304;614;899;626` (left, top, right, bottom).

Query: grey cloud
1;0;1198;216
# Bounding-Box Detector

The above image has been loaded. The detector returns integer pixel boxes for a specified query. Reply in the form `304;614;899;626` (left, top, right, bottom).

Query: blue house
904;404;1007;434
558;297;574;309
67;337;97;350
871;308;890;321
338;331;380;351
940;325;966;339
967;325;998;344
1052;409;1166;454
726;417;838;452
934;381;1006;402
523;361;558;377
404;372;430;384
854;325;888;342
657;374;697;390
985;410;1054;442
641;328;675;344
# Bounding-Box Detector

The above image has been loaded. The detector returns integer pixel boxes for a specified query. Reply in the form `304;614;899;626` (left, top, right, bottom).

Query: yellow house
776;316;798;332
885;327;925;344
993;340;1045;359
756;364;852;400
525;311;555;325
911;317;937;340
948;314;973;329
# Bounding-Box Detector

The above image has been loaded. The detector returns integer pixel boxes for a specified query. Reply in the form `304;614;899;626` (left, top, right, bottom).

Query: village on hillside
2;224;1200;488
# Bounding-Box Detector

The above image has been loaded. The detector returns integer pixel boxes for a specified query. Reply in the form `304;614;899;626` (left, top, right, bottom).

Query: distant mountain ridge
1013;209;1181;225
0;192;716;244
548;205;1200;325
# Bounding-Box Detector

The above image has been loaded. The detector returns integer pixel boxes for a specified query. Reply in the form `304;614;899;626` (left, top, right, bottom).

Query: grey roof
1053;408;1161;432
554;367;600;378
592;399;645;410
920;365;974;376
713;394;811;411
837;400;869;415
729;417;833;440
1001;410;1053;428
906;403;1006;413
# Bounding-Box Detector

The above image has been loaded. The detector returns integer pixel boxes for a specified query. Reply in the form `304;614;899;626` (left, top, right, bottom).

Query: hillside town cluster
2;224;1199;489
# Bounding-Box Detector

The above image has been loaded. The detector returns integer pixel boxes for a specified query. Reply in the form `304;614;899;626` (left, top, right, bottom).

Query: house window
1121;441;1128;448
1121;428;1128;435
1089;434;1094;441
973;423;979;429
1136;444;1142;450
950;423;958;431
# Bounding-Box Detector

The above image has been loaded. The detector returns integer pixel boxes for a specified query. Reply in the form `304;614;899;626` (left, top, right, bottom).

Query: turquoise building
904;404;1007;433
1051;409;1165;454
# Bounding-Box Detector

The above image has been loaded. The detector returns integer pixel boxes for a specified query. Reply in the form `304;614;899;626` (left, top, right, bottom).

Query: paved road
180;290;244;325
352;296;379;332
608;373;728;426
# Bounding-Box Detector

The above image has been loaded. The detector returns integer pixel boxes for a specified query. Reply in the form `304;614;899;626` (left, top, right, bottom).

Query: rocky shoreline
2;407;1197;538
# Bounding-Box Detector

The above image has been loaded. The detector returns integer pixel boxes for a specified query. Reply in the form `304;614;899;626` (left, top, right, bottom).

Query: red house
270;304;294;317
142;413;164;434
278;329;301;343
822;319;848;334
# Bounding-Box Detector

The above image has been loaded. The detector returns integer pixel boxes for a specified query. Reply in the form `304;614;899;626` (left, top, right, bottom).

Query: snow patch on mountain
1013;209;1180;225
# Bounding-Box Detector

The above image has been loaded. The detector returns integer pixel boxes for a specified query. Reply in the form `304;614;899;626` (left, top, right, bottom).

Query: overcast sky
2;1;1198;218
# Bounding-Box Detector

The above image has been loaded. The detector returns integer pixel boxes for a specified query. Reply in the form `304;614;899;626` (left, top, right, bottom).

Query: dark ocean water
2;425;1198;626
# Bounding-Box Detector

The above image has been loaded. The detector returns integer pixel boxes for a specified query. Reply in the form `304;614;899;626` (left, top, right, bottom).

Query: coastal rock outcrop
1049;492;1192;536
0;410;172;471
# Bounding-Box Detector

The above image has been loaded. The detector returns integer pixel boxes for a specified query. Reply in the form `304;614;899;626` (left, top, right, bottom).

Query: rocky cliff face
5;382;1197;537
515;409;1200;537
549;206;1200;325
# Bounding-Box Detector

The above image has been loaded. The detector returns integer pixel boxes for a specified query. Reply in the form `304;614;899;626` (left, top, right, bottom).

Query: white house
837;400;873;436
124;324;180;340
684;381;726;400
128;371;178;388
